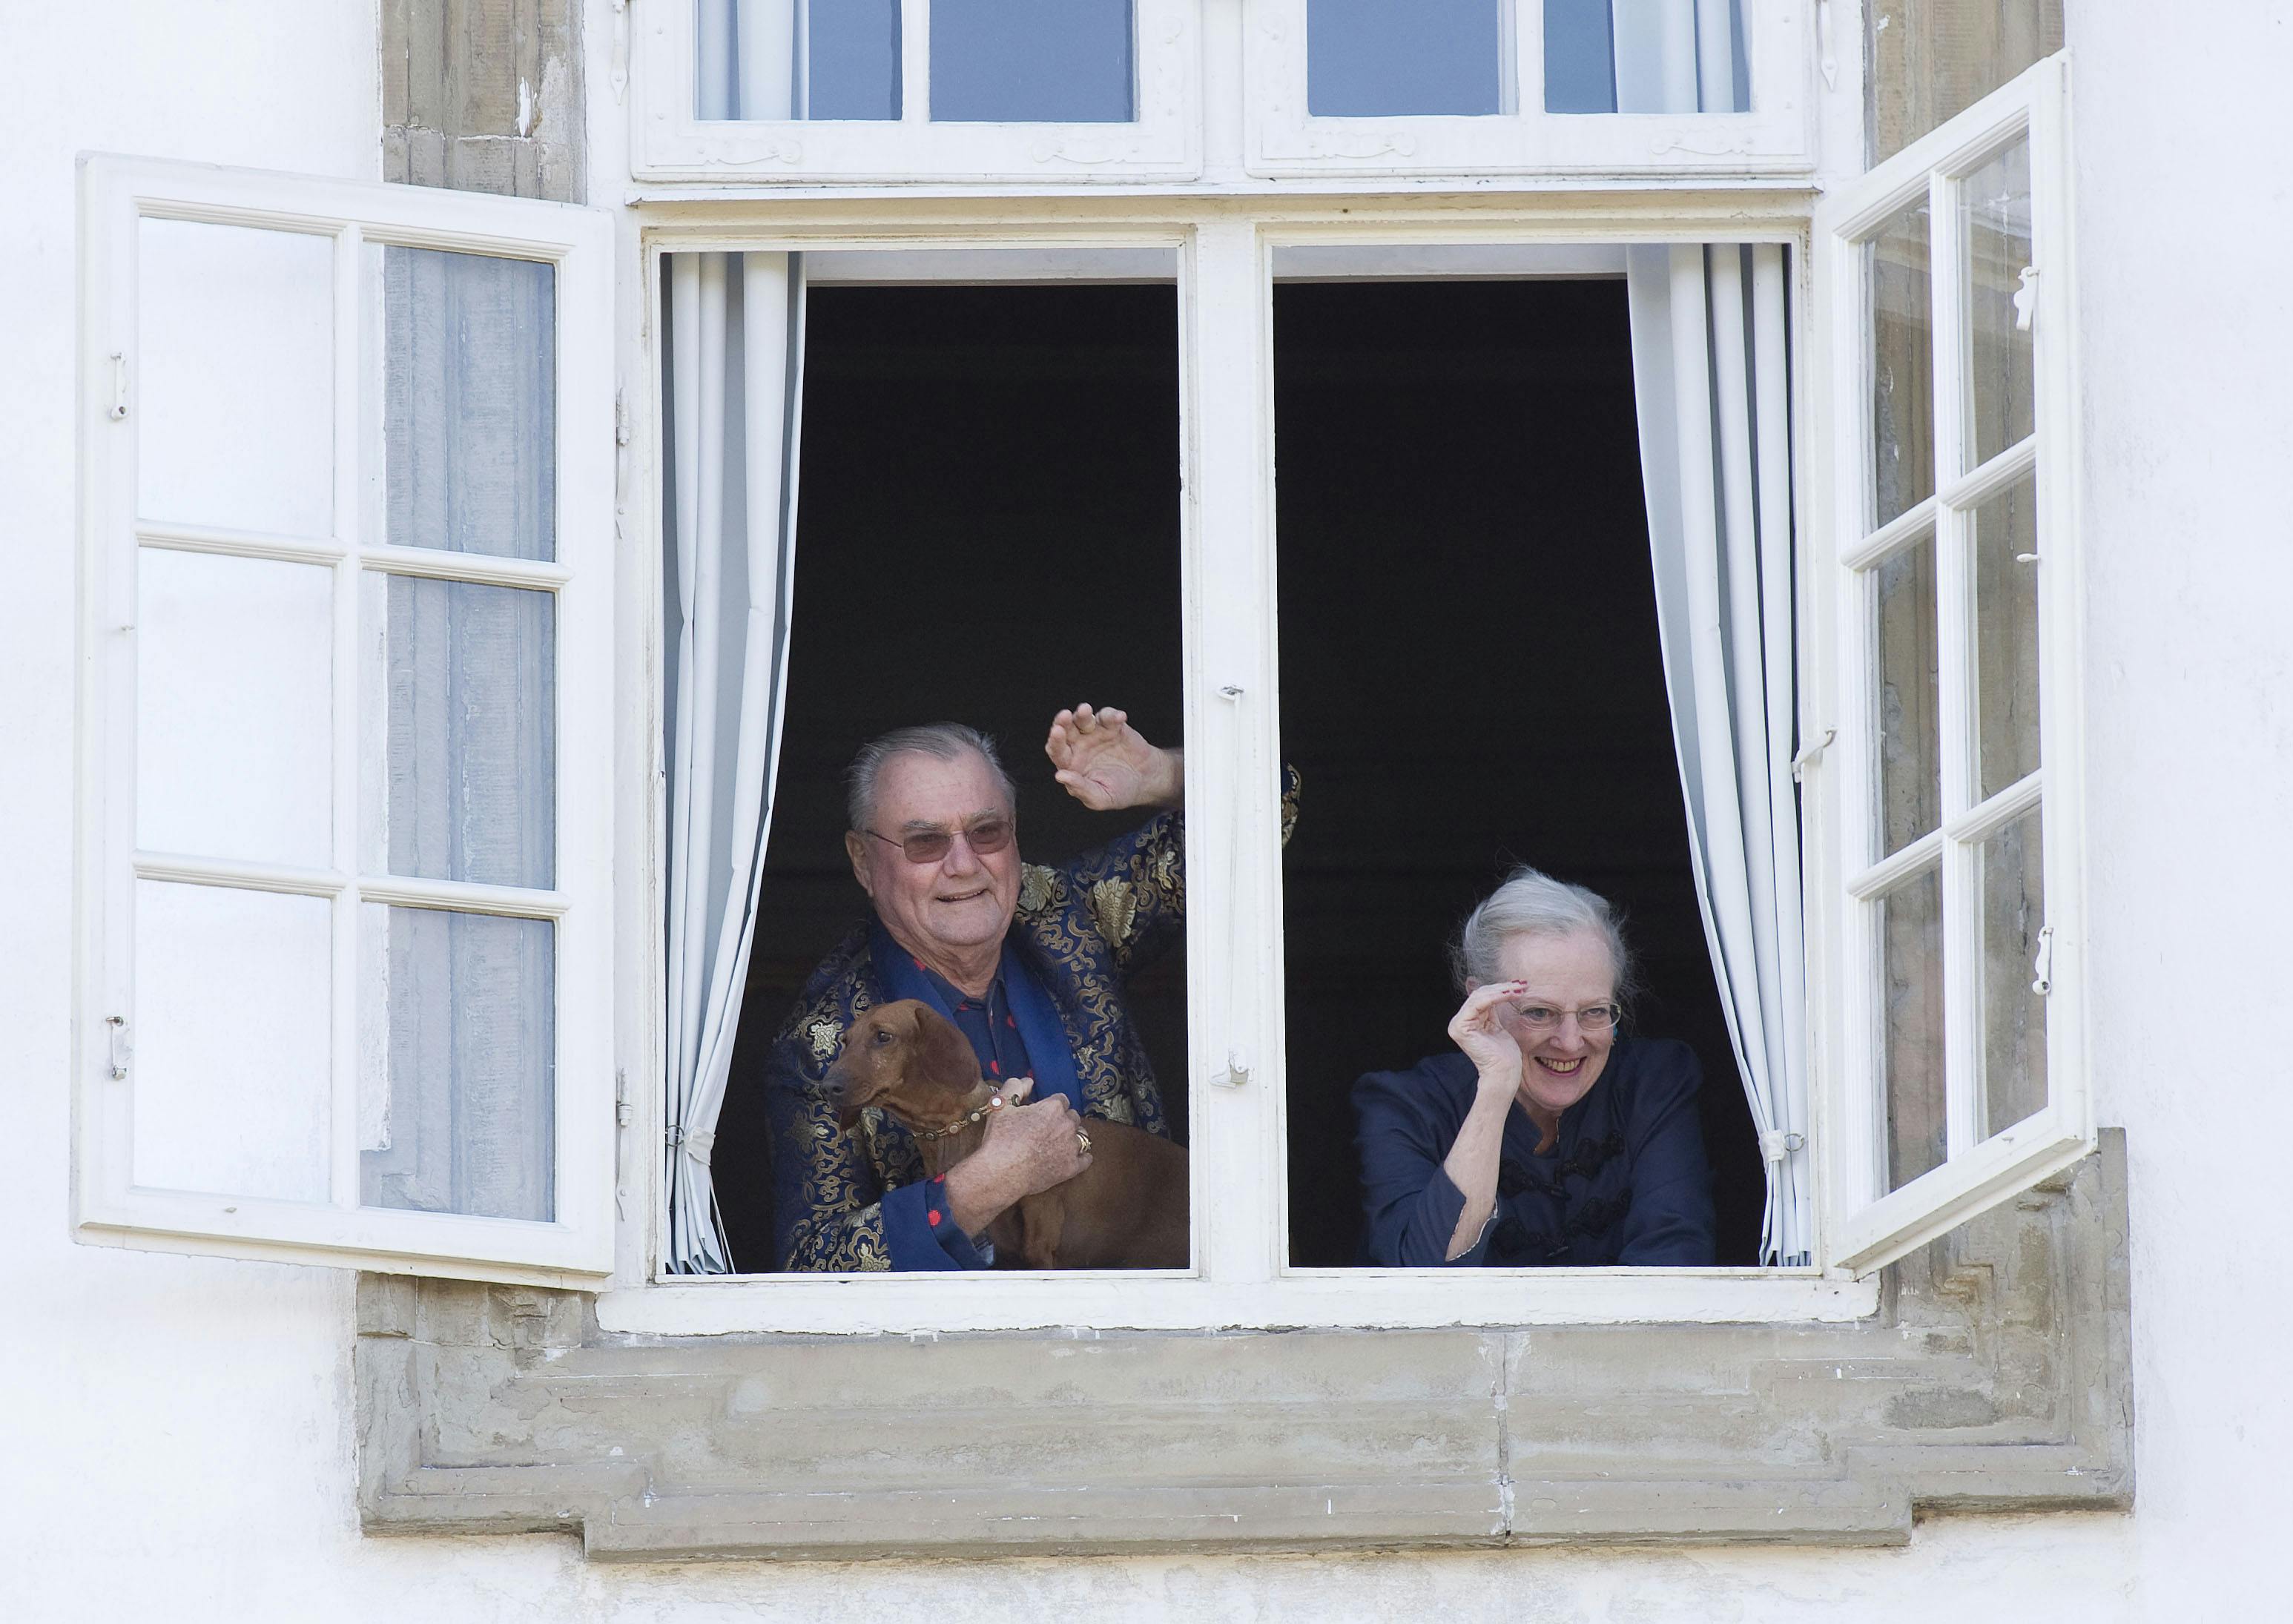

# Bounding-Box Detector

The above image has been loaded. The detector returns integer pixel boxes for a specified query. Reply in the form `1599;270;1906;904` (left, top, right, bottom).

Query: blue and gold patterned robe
762;776;1297;1273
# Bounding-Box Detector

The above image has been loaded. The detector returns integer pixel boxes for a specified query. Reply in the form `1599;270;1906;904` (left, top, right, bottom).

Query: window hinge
1790;728;1836;783
616;1067;633;1127
105;1014;131;1080
108;352;128;420
2014;265;2039;333
1817;1;1838;89
2031;924;2055;997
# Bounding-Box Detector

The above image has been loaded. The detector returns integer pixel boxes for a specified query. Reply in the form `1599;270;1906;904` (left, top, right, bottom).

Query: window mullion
1928;168;1983;1165
1183;218;1281;1286
329;222;365;1212
900;0;930;125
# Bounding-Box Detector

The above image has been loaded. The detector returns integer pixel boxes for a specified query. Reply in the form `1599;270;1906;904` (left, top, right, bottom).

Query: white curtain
665;7;805;1275
696;0;805;119
664;249;805;1275
1619;4;1812;1265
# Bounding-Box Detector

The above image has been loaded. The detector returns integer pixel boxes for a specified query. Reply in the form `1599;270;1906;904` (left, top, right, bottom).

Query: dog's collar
914;1092;1006;1142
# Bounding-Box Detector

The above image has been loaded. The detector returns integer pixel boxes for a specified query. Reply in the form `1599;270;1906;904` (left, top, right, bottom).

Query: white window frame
630;0;1203;184
1809;54;2090;1275
598;202;1884;1339
1243;0;1812;180
72;155;619;1287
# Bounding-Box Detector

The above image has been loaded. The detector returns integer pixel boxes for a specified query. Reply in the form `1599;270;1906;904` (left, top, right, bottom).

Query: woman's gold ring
1075;1128;1092;1155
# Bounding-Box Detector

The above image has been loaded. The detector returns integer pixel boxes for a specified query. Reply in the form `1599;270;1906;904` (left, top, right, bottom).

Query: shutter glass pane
1978;808;2048;1139
360;905;555;1222
137;217;334;539
1973;473;2041;799
361;573;555;890
1879;864;1946;1189
809;0;902;119
931;0;1134;122
1867;195;1935;528
137;549;332;867
1962;137;2036;470
377;245;556;561
1309;0;1506;117
1875;531;1941;857
133;879;331;1201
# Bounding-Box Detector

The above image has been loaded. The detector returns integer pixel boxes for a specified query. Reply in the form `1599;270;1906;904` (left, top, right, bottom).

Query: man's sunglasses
861;816;1014;865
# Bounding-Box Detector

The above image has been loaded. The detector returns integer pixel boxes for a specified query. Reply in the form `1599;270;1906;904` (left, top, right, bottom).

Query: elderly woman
1353;867;1716;1267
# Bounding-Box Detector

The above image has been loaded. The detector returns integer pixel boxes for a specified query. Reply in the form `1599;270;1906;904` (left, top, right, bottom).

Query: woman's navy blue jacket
1353;1037;1717;1267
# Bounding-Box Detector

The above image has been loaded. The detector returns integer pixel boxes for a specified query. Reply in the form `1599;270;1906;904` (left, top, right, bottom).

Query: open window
72;155;616;1285
1813;53;2087;1273
633;0;1201;182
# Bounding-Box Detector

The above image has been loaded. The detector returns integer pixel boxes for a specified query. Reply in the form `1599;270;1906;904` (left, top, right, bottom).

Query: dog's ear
911;1003;983;1100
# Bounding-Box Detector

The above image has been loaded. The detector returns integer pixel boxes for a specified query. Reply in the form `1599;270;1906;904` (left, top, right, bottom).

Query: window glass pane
1544;0;1615;113
931;0;1134;122
361;573;555;891
1962;137;2036;471
1612;0;1746;113
1977;808;2047;1140
375;245;556;562
1879;862;1945;1190
1273;278;1759;1270
1867;195;1935;529
1867;0;2062;163
360;905;555;1222
1973;473;2040;800
137;217;333;538
808;0;901;119
1874;531;1941;858
133;880;331;1202
696;0;902;120
137;549;332;868
1309;0;1506;117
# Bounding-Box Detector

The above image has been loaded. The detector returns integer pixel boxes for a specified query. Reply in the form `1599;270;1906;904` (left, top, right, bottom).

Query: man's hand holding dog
943;1077;1095;1237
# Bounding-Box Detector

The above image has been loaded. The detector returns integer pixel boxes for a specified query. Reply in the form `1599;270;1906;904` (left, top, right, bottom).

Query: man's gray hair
845;722;1017;832
1449;864;1639;1006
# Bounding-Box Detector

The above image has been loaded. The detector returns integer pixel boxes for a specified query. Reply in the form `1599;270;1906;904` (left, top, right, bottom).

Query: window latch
2013;266;2039;333
105;1014;131;1080
1790;728;1835;783
2031;924;2055;997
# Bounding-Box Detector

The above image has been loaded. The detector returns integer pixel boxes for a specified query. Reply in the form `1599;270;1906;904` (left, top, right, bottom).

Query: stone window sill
355;1133;2131;1559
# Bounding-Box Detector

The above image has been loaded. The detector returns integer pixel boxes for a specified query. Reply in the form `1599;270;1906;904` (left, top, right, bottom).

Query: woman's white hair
1448;864;1639;1006
845;722;1017;832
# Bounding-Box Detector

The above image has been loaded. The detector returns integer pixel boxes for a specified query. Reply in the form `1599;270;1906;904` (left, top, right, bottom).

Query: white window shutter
73;155;617;1286
1810;55;2091;1276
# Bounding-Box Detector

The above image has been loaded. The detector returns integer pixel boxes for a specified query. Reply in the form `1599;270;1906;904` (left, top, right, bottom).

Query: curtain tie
1760;1129;1805;1164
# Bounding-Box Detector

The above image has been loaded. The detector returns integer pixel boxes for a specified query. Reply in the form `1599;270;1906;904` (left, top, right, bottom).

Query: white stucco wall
5;1;2288;1617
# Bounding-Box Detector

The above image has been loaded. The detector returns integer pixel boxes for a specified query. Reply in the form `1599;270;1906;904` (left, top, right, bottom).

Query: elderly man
765;704;1244;1271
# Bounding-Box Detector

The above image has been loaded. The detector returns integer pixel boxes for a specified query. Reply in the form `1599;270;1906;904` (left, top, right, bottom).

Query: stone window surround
355;1132;2128;1559
357;1;2127;1559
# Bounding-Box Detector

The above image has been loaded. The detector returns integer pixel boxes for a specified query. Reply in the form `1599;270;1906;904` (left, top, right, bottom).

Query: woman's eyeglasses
1505;1002;1621;1034
862;816;1014;865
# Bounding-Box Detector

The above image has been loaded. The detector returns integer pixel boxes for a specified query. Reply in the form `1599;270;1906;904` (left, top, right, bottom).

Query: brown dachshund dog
824;999;1188;1270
